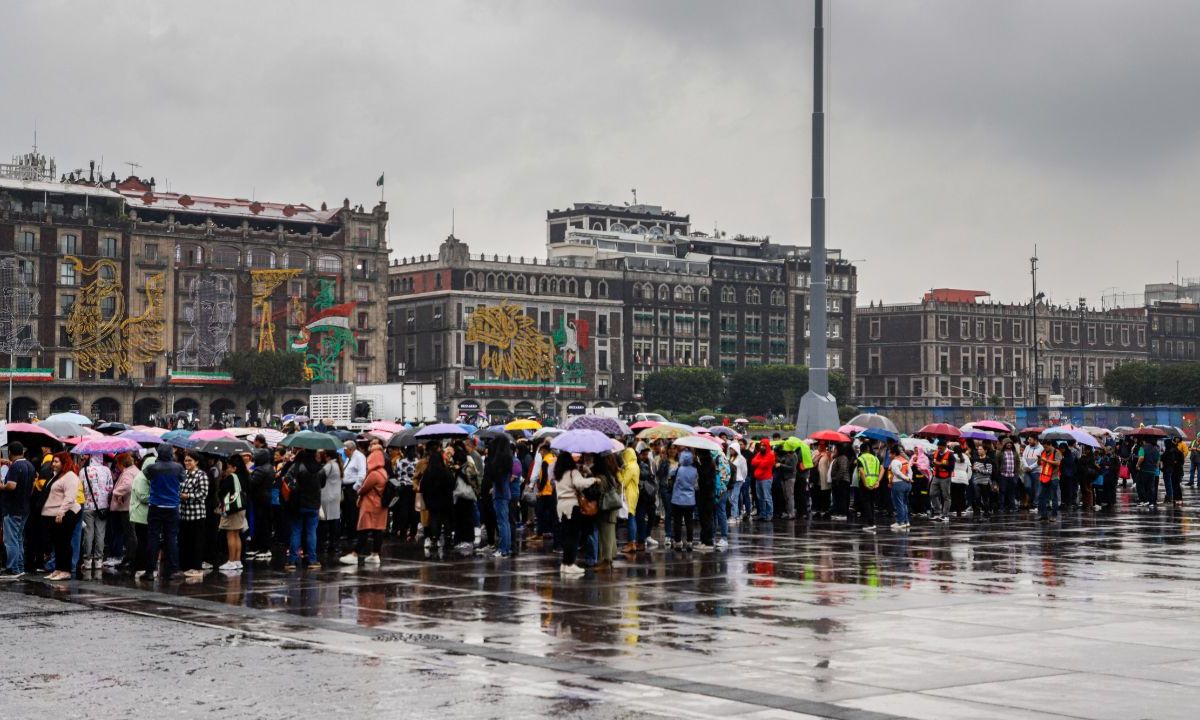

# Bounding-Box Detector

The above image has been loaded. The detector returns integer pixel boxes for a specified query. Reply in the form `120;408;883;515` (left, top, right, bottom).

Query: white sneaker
103;557;122;567
940;515;949;523
663;538;673;549
218;561;240;572
716;538;728;549
365;554;381;565
695;543;714;552
201;562;213;570
134;570;147;579
561;564;585;577
862;526;876;533
339;554;359;565
890;523;904;531
646;537;659;548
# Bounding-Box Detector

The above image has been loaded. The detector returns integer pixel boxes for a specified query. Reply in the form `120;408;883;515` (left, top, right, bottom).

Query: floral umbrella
637;425;694;441
71;436;143;455
562;414;627;436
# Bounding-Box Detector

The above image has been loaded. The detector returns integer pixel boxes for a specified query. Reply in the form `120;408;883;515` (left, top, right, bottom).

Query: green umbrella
281;430;340;451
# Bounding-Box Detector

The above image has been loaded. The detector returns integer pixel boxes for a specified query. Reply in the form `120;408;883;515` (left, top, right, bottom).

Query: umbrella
280;431;340;451
708;426;737;438
1040;427;1100;448
629;420;659;431
915;423;962;440
325;429;359;442
734;418;749;424
532;427;564;441
504;418;541;431
475;428;513;443
370;420;406;434
847;413;898;433
901;437;937;454
1113;425;1135;436
228;428;286;446
961;429;999;442
45;411;93;426
1081;426;1116;439
71;436;143;455
810;430;852;444
1128;427;1168;440
37;419;92;439
455;423;479;434
0;421;63;451
838;423;866;435
562;414;628;436
550;429;615;454
190;429;237;442
638;425;694;441
117;429;166;447
1152;424;1187;439
131;426;169;438
193;437;254;457
416;423;471;440
780;437;806;452
387;428;420;448
162;429;197;450
1018;426;1045;437
858;427;900;443
969;420;1011;433
697;415;716;424
673;435;724;454
95;422;129;435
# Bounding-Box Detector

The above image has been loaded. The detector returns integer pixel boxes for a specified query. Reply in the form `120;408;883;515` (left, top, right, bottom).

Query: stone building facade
1;164;389;424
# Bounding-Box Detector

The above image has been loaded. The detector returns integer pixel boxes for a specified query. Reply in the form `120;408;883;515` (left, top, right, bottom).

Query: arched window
516;276;526;292
215;246;242;269
648;227;664;239
683;286;695;303
486;274;496;291
464;272;475;289
771;289;785;306
316;254;341;274
658;284;669;301
721;286;736;303
673;285;685;302
284;251;309;271
747;288;761;304
698;287;710;303
506;275;515;291
248;248;275;269
567;279;577;295
539;277;548;293
611;222;628;233
631;224;646;235
597;280;608;298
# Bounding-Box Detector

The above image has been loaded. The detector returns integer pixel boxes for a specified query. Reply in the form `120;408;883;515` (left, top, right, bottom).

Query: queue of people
0;428;1196;581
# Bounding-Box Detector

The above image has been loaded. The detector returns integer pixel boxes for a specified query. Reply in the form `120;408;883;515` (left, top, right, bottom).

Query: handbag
83;467;108;520
453;475;477;502
578;492;599;516
600;485;623;512
223;475;245;515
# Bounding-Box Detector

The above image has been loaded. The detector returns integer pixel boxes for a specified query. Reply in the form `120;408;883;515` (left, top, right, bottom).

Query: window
1012;320;1023;342
317;255;342;274
960;319;970;338
356;285;370;301
992;320;1002;340
746;288;761;305
58;234;78;255
598;349;608;371
1136;326;1146;347
868;348;881;374
1104;324;1114;345
59;293;75;316
356;367;368;384
248;248;276;269
870;318;882;340
1052;322;1063;343
698;287;709;303
1087;324;1097;344
598;280;608;298
100;237;119;258
1069;323;1079;344
357;312;369;329
937;317;948;338
355;228;373;248
673;285;685;302
213;246;241;268
770;289;785;306
17;231;36;253
826;297;840;313
598;315;608;336
59;262;76;286
1120;325;1130;346
59;358;75;379
144;243;159;261
975;320;985;339
884;378;898;397
100;296;117;320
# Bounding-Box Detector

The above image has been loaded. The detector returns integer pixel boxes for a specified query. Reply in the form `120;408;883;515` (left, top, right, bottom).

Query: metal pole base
794;389;840;437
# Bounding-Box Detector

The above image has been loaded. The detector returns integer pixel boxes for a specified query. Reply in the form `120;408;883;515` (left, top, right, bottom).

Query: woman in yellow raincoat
619;446;640;553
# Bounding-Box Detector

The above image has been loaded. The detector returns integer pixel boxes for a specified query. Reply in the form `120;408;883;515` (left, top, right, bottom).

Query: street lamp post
397;361;406;423
5;348;13;423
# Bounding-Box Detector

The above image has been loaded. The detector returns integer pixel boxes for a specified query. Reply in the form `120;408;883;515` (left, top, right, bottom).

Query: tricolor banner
169;369;234;385
0;368;53;382
305;302;356;333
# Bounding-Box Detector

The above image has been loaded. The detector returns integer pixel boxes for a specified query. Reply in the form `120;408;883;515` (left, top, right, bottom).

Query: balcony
135;254;168;268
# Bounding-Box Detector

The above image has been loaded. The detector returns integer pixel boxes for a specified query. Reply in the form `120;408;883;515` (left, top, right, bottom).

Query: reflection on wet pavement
8;497;1200;719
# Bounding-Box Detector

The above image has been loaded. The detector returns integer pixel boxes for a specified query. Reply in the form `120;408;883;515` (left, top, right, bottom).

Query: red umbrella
915;423;961;439
1018;426;1045;437
810;430;852;443
1128;427;1167;439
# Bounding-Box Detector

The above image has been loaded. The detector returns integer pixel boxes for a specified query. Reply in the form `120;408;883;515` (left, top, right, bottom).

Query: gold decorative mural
64;256;165;374
465;302;555;381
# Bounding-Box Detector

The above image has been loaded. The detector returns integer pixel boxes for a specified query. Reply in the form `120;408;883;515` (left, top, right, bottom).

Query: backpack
279;469;294;504
223;474;245;515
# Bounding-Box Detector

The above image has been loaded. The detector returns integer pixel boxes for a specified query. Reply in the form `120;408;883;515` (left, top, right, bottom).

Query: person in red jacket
750;439;776;521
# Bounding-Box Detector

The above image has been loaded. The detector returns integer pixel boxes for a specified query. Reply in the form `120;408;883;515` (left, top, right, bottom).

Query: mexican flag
305;302;357;333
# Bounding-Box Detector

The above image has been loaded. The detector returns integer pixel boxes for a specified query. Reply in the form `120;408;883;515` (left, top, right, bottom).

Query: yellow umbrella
638;425;693;441
504;418;542;431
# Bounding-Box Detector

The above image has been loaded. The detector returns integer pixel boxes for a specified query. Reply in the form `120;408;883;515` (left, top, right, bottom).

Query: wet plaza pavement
6;489;1200;719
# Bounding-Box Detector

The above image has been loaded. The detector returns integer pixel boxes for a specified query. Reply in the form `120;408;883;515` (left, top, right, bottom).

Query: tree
1103;361;1200;405
643;368;725;413
726;365;849;417
222;350;308;413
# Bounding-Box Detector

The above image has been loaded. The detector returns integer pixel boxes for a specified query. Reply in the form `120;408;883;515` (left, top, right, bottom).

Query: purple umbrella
118;429;165;446
415;423;471;440
550;429;616;454
960;429;999;442
71;436;143;455
562;414;628;436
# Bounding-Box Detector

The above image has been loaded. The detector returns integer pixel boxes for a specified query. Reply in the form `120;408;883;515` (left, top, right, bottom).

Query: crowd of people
0;427;1197;581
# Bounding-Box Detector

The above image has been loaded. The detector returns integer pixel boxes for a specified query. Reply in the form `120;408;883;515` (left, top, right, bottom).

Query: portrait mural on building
63;257;166;375
465;302;556;381
0;256;40;356
178;274;235;368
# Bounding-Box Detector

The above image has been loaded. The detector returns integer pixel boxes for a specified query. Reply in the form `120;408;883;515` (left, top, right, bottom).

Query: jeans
754;479;774;518
47;514;83;572
999;476;1017;511
1163;469;1176;502
714;488;730;539
1037;477;1061;518
659;484;674;539
1024;471;1040;508
493;497;512;555
146;505;181;577
50;511;80;575
3;515;25;573
1190;457;1199;485
739;479;753;518
289;507;320;564
729;481;745;519
891;481;912;525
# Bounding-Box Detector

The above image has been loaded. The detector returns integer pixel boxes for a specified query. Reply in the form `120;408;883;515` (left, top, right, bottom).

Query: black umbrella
96;422;130;435
475;428;513;443
325;429;358;442
193;437;254;458
387;428;419;448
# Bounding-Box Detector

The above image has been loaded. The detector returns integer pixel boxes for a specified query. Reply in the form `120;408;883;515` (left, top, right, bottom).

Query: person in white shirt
729;447;749;522
1021;436;1042;511
889;451;913;531
341;441;367;542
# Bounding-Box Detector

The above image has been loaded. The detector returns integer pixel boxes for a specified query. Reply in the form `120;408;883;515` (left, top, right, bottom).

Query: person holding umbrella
284;449;324;570
554;451;596;577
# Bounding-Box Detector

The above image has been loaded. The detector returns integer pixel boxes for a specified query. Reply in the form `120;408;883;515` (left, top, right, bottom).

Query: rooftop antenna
451;207;455;237
123;160;141;176
631;188;638;205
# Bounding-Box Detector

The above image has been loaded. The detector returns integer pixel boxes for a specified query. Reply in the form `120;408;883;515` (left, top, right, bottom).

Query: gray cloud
4;0;1198;306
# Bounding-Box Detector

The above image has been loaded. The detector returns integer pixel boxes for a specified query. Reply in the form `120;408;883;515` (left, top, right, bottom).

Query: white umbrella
673;435;724;454
45;411;93;426
847;413;898;433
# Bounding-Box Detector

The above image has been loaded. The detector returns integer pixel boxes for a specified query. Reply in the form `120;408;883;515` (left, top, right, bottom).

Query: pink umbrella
72;436;143;455
970;420;1011;433
2;422;61;440
132;426;169;437
629;420;659;431
370;420;406;434
190;429;237;442
365;429;392;442
692;426;712;435
838;424;867;435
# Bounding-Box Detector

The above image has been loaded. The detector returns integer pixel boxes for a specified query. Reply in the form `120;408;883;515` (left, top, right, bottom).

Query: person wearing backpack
216;453;250;573
554;451;596;577
855;448;882;533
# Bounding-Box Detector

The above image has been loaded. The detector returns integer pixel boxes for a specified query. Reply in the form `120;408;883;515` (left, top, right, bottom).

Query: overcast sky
5;0;1199;306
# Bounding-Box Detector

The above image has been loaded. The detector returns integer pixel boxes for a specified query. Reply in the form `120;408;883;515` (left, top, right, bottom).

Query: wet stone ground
6;486;1200;719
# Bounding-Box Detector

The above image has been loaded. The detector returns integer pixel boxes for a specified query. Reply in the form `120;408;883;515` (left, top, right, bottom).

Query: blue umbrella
859;427;899;443
550;429;615;454
162;429;196;449
456;423;479;434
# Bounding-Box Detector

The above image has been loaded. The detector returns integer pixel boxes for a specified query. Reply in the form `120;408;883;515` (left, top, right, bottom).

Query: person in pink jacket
341;448;388;566
43;452;82;581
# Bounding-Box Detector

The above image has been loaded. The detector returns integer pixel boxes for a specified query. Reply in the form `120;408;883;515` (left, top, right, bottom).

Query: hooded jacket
250;450;276;504
356;449;388;531
750;441;776;481
671;451;698;507
619;447;640;511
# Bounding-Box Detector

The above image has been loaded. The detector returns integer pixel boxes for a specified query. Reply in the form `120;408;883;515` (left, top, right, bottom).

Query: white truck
353;382;437;423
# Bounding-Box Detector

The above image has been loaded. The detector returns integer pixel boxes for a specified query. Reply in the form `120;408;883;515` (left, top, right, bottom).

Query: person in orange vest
930;441;954;522
1036;439;1063;521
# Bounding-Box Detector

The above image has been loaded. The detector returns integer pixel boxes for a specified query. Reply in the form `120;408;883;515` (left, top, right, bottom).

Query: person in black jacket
285;449;324;570
247;449;275;561
421;442;454;557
